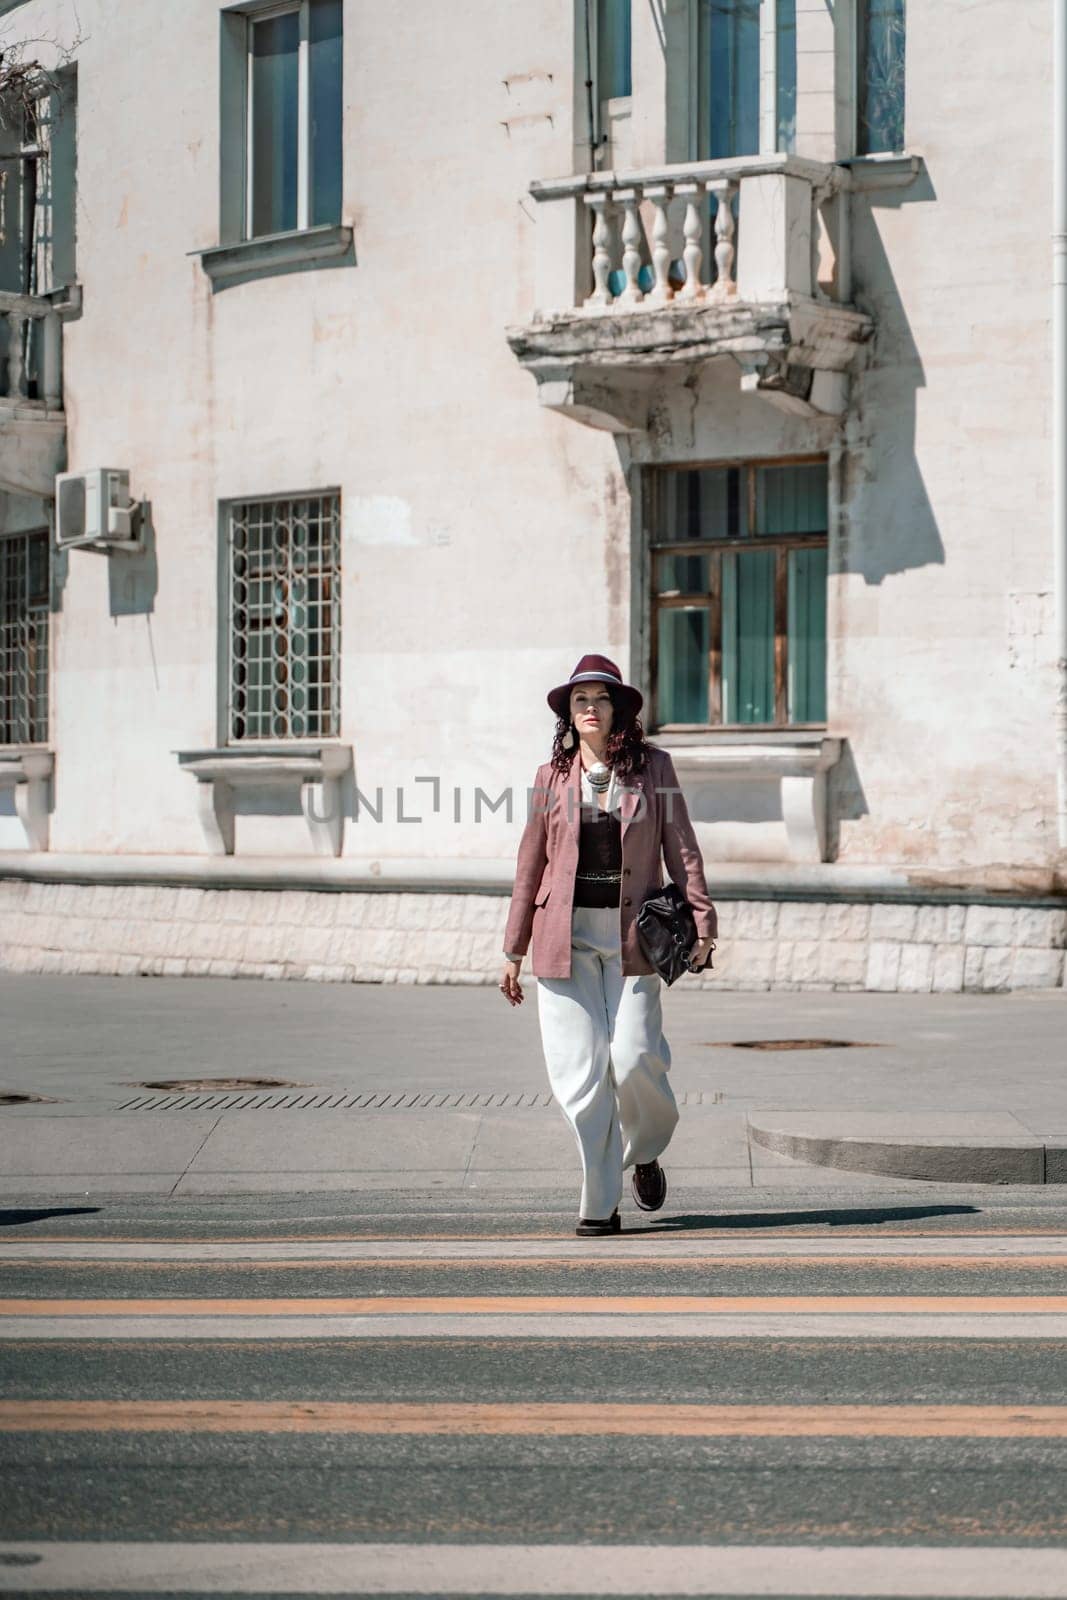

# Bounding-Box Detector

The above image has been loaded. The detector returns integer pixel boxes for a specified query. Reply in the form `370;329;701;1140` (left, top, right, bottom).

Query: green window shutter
657;607;710;724
722;548;775;724
787;546;828;723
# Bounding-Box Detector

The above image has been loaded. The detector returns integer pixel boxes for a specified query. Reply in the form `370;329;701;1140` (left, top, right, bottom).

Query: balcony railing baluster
643;184;675;305
615;189;645;306
583;193;615;309
708;179;738;302
675;182;707;302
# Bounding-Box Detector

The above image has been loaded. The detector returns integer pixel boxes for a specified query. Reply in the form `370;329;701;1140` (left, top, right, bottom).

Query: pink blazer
502;744;717;979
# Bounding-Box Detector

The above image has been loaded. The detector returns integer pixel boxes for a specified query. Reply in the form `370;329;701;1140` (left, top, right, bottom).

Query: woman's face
569;681;614;741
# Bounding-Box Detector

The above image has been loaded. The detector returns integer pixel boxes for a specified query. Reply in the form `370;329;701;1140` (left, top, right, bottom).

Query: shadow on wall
679;739;869;863
50;504;161;618
838;164;943;585
108;501;159;618
223;767;359;824
826;741;870;859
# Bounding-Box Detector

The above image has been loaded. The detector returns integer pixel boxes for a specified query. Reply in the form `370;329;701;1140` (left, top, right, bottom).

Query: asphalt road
1;1188;1067;1596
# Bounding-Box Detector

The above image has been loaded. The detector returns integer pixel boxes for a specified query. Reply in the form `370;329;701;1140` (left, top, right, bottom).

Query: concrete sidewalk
0;974;1063;1195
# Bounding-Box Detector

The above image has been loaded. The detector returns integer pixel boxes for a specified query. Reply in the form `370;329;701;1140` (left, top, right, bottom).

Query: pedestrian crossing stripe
1;1541;1065;1596
4;1311;1067;1339
4;1233;1067;1261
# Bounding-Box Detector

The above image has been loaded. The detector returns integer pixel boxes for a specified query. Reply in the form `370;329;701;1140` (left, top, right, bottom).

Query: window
596;0;632;107
695;0;795;160
649;460;828;729
225;492;341;742
0;68;77;300
244;0;342;239
857;0;905;154
0;531;50;745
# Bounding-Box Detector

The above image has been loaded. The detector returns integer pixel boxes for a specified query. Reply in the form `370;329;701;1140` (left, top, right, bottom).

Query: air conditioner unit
54;469;140;550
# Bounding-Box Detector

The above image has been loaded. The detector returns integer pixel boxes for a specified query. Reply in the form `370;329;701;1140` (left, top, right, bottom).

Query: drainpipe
582;0;598;168
1055;0;1067;847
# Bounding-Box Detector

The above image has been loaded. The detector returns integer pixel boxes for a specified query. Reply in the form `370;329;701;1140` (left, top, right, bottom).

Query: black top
573;800;622;908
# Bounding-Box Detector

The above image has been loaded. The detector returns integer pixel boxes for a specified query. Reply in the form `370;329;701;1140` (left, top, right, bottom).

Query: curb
748;1115;1067;1185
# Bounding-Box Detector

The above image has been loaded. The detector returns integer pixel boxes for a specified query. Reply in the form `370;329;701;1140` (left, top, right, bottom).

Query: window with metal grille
0;530;50;745
649;458;828;730
225;492;341;742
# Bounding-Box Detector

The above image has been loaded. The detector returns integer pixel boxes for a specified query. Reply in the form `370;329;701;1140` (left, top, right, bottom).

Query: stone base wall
0;880;1064;992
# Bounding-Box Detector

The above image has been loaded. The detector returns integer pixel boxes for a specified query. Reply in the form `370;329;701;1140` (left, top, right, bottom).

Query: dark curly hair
549;686;650;783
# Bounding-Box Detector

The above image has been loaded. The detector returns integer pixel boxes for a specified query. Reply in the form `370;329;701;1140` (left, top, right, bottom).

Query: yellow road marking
4;1295;1066;1315
2;1400;1066;1437
10;1255;1067;1270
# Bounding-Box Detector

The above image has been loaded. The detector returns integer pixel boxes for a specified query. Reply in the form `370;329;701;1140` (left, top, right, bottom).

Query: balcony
0;286;78;498
506;155;873;433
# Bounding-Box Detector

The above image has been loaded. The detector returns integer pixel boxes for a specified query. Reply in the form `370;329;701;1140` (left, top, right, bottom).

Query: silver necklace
585;761;611;793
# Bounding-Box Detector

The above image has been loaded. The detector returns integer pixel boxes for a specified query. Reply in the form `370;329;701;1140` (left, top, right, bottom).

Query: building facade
0;0;1064;992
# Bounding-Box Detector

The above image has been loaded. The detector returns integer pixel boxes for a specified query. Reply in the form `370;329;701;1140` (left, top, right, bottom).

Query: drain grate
118;1088;724;1113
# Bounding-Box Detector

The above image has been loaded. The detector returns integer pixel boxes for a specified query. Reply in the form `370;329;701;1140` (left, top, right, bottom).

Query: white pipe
1055;0;1067;847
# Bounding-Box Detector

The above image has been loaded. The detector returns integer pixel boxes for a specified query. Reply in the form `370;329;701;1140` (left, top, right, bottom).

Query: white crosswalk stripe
1;1541;1066;1596
2;1220;1066;1596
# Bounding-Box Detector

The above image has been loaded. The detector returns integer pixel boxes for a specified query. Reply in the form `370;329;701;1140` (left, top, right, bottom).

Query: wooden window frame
648;454;829;733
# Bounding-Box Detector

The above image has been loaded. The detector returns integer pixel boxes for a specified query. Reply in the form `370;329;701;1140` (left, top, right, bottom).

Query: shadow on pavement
0;1207;101;1228
645;1204;982;1232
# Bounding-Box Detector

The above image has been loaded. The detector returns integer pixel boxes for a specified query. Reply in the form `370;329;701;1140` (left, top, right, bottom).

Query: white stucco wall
0;0;1062;890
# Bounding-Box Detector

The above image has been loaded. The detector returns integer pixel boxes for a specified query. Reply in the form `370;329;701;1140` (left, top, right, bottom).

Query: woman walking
499;654;717;1236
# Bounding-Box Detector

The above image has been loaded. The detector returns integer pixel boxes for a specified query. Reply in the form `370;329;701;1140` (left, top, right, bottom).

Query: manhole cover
134;1077;301;1092
713;1039;874;1051
0;1092;56;1106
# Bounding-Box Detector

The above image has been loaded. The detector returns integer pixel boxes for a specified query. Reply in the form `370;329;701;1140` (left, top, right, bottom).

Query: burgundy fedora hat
547;654;644;722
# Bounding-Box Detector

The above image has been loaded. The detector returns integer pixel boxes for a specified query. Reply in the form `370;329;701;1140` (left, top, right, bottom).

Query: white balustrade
576;171;741;311
0;290;64;406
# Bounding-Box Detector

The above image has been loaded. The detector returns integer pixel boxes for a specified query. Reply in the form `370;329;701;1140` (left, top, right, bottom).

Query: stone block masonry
0;881;1063;992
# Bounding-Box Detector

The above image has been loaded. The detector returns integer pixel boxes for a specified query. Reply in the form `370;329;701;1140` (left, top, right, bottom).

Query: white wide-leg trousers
536;904;679;1219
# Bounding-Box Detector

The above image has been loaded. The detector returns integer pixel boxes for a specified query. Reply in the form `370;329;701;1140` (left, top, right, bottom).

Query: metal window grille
226;492;341;742
0;530;50;745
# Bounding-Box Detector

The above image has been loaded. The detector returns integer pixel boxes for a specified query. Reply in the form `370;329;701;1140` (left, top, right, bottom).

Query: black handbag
636;882;715;987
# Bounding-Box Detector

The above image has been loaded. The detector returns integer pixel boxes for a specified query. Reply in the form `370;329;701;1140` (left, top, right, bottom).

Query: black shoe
631;1160;667;1212
575;1209;621;1237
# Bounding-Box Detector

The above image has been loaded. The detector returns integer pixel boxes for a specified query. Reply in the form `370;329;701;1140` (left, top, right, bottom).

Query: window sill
176;744;352;856
656;734;840;779
654;735;843;863
0;747;53;851
838;152;923;192
192;223;355;291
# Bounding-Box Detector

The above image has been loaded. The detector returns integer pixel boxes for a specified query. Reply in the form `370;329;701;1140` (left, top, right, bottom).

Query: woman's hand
499;959;524;1006
689;935;716;971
